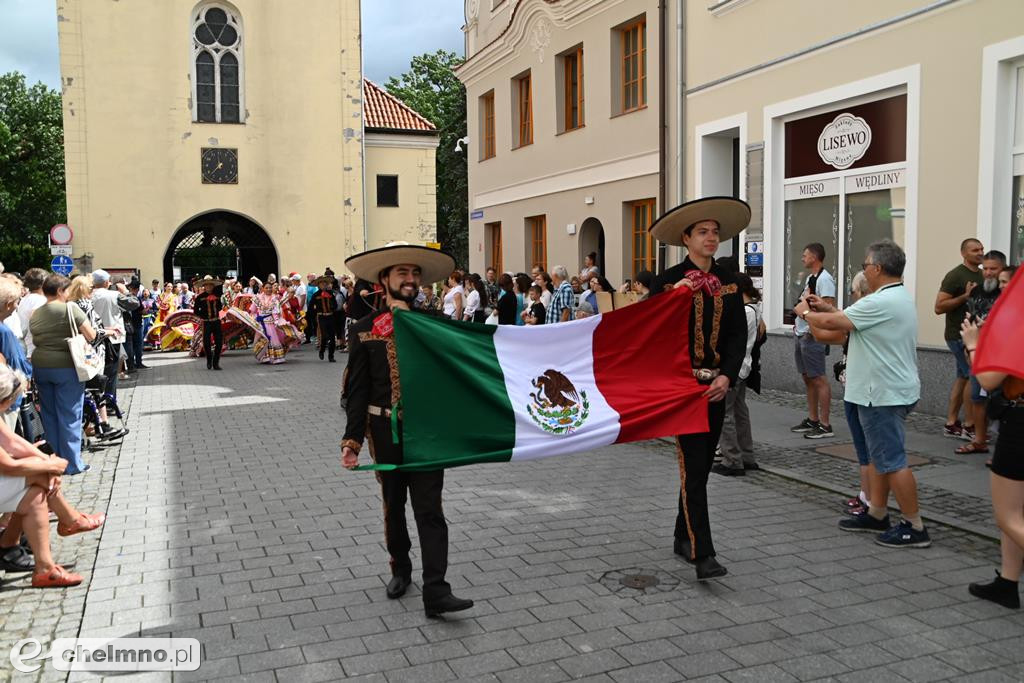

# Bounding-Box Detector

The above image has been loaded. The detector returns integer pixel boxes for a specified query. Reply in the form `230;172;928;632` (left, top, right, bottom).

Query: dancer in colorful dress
247;282;301;364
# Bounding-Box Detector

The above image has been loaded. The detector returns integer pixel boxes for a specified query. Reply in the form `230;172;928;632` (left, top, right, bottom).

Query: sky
0;0;466;90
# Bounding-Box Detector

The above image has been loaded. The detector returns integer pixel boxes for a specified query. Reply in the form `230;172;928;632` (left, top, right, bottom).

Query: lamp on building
454;135;469;153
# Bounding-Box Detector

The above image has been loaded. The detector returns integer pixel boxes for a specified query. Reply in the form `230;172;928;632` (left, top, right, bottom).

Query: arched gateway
164;210;278;283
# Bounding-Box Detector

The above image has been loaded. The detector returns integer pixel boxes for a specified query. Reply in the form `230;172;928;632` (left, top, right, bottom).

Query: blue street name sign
51;255;74;275
470;210;484;220
745;252;764;267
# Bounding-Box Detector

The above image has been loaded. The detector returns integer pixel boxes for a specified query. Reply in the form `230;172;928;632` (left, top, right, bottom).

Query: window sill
479;154;496;162
611;105;648;120
556;124;586;137
192;120;246;125
512;141;533;151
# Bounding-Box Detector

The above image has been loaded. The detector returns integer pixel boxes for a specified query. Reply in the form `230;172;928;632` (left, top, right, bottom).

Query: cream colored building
57;0;438;284
665;0;1024;410
458;0;665;285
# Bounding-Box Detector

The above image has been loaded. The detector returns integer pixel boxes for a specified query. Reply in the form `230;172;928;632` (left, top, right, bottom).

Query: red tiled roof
363;79;437;133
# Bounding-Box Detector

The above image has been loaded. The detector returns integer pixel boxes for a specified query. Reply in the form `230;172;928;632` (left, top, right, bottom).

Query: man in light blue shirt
796;239;930;550
790;243;837;440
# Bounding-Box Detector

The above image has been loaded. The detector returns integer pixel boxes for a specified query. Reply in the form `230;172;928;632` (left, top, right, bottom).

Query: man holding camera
790;243;837;440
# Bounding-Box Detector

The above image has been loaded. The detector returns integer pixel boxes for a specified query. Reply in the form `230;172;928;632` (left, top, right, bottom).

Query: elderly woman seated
0;365;105;587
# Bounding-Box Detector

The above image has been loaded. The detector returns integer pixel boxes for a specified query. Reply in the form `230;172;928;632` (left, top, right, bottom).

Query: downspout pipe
658;0;668;221
676;0;687;264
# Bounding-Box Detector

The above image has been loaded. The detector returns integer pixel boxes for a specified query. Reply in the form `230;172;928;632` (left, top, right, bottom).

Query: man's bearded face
384;264;422;304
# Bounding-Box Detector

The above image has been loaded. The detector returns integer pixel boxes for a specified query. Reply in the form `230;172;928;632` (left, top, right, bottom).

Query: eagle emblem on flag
527;369;591;435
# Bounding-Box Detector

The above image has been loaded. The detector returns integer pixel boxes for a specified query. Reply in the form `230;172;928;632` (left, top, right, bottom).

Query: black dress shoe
213;365;222;371
695;556;728;581
386;575;411;599
424;593;474;618
328;357;336;363
318;350;325;360
673;538;695;564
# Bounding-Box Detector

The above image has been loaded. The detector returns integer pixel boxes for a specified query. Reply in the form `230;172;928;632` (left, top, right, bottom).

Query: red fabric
592;286;709;442
684;270;723;296
974;268;1024;375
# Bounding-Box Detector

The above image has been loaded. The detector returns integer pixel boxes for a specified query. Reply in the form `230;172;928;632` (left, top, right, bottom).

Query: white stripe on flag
492;314;622;461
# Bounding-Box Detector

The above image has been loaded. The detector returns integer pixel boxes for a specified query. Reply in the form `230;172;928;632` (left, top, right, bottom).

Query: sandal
955;442;989;454
57;512;106;537
31;564;83;588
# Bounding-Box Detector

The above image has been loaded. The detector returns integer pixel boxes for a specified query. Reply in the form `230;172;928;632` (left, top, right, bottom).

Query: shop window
783;194;840;324
629;199;657;277
480;90;496;160
376;175;398;207
526;215;547;272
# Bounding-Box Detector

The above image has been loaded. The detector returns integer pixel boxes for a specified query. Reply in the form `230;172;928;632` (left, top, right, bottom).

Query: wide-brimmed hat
199;274;223;286
315;275;335;287
649;196;751;246
345;241;455;285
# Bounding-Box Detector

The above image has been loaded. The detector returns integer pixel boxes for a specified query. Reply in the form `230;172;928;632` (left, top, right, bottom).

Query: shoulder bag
65;303;103;381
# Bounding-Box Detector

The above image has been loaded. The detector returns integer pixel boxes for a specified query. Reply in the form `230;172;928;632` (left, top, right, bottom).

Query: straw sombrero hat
345;241;455;285
199;274;223;287
649;196;751;246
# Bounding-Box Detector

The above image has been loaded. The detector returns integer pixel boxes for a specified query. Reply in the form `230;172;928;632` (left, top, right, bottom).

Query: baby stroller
83;373;129;445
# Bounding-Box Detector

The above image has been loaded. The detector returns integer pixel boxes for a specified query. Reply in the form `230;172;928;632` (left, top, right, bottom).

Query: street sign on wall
51;255;74;275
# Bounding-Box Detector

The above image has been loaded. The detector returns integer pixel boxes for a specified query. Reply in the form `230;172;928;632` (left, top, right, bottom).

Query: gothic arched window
192;4;243;123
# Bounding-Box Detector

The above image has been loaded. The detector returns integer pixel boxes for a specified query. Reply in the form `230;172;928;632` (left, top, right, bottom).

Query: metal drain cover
620;574;660;589
600;568;680;594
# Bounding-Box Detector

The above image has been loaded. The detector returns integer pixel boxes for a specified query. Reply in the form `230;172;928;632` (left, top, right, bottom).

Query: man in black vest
193;275;223;370
650;197;750;581
341;241;473;618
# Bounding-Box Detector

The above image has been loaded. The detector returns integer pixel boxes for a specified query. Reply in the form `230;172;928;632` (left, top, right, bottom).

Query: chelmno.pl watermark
10;638;201;673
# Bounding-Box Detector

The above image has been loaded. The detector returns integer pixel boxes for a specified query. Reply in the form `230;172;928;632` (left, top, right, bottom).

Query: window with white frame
1011;65;1024;265
192;5;243;123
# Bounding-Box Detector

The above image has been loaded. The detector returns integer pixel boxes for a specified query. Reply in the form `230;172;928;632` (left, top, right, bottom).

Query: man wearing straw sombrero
312;275;340;362
650;197;750;581
340;241;474;618
194;275;224;371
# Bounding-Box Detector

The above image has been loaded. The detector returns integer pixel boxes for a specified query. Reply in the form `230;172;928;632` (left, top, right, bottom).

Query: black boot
695;556;728;581
424;593;474;618
386;574;411;599
328;356;336;363
319;349;325;360
969;571;1021;609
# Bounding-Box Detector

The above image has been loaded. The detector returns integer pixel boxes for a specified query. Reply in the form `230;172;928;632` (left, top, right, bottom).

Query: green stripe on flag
390;310;516;471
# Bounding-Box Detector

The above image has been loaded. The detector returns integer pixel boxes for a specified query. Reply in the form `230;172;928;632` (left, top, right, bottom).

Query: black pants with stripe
674;398;726;559
368;414;452;604
317;314;336;359
202;320;222;368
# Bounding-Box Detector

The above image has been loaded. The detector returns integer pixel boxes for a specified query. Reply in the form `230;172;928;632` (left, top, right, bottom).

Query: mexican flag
358;286;709;472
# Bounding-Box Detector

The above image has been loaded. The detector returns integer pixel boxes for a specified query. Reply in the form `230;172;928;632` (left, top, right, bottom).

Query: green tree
0;72;65;273
385;50;468;269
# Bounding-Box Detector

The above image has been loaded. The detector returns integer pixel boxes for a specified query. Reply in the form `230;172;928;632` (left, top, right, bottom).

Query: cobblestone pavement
747;391;999;537
2;346;1022;682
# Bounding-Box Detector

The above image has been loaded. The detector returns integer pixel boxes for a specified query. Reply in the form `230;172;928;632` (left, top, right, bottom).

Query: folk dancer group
337;196;751;618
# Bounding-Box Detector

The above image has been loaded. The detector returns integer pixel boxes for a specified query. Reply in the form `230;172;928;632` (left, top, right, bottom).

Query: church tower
56;0;437;283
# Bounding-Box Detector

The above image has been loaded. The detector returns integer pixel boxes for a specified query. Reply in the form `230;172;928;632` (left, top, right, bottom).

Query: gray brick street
1;344;1021;682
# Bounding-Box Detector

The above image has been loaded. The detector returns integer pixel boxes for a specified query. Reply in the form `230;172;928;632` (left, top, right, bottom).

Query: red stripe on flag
592;287;709;442
974;268;1024;376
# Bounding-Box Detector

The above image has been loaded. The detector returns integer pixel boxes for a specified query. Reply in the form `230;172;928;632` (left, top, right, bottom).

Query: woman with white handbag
28;274;98;476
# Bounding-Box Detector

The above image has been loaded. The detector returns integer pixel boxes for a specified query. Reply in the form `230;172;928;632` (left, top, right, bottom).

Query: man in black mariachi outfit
313;276;339;362
340;241;474;619
650;197;750;581
193;275;224;370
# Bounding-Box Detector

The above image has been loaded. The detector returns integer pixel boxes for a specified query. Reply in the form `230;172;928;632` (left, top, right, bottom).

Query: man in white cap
340;241;473;618
650;197;750;581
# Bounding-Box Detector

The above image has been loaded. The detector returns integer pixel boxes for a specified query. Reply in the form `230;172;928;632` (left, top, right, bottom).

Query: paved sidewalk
2;346;1021;682
746;390;998;538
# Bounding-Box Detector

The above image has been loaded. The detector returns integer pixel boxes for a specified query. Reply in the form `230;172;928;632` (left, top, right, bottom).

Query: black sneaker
711;463;745;476
804;423;835;439
790;418;819;433
839;511;890;532
875;520;931;548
